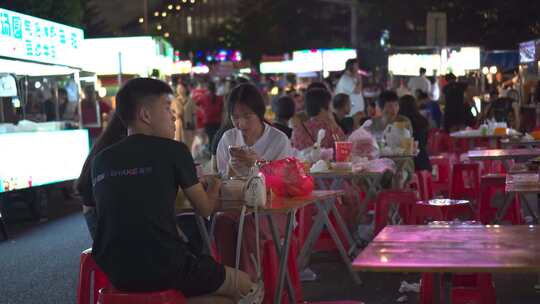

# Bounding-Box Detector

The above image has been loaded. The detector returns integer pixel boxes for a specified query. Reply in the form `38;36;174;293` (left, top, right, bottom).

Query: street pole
143;0;149;34
318;0;358;49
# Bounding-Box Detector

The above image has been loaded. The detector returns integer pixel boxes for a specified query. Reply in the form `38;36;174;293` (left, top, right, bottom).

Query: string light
154;11;159;16
161;11;167;17
164;32;170;38
176;5;181;10
167;4;173;10
157;24;162;30
190;0;195;3
138;17;144;23
182;0;187;2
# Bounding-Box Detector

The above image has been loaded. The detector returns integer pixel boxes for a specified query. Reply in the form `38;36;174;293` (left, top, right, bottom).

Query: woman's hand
229;148;258;176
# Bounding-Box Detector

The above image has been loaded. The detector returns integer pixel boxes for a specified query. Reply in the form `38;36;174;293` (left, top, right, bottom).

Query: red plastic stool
374;191;416;236
416;170;435;201
97;288;186;304
450;163;480;203
78;248;111;304
478;174;523;224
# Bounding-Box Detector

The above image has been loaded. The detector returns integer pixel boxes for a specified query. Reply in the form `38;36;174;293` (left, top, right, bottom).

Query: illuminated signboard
0;8;84;68
0;130;89;193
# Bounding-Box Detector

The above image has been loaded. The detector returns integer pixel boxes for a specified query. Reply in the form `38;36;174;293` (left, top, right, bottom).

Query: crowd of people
73;60;521;303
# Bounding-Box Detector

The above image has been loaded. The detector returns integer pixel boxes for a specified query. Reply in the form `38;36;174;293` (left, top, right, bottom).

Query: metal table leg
494;192;515;223
195;214;212;255
272;212;296;304
297;204;327;269
519;193;538;223
318;201;362;284
266;214;296;304
329;201;358;257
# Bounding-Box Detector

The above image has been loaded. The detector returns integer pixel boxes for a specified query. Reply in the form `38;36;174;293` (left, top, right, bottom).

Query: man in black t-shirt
91;78;261;303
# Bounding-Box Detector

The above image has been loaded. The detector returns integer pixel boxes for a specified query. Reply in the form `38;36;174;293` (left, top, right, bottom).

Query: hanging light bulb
182;0;187;3
176;4;181;10
190;0;195;3
138;17;144;23
154;11;159;16
157;24;162;31
167;4;173;10
161;11;167;17
164;32;170;38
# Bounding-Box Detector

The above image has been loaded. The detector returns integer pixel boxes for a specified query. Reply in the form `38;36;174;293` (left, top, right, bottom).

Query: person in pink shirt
292;88;345;150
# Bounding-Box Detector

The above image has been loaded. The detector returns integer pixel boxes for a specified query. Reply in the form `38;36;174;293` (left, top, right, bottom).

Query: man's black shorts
175;252;226;297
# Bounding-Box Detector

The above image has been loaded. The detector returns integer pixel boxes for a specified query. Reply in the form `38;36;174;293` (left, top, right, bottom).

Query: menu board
0;8;84;68
519;40;536;64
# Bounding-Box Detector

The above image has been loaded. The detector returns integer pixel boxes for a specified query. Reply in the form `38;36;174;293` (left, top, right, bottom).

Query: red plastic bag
259;157;314;197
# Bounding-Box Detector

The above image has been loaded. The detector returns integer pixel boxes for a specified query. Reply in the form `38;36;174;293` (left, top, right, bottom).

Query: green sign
0;8;84;68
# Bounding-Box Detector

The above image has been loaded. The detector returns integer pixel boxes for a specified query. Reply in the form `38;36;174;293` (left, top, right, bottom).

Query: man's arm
183;176;221;217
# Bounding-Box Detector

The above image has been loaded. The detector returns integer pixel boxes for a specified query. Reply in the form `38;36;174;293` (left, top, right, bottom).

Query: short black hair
307;81;328;92
305;88;332;117
227;83;266;122
276;96;295;120
332;93;350;110
378;90;399;109
419;67;427;75
345;58;358;71
115;78;173;127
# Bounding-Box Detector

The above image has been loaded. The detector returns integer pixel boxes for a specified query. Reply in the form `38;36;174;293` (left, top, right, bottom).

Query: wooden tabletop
467;148;540;162
219;190;344;213
501;139;540;148
450;129;520;139
506;173;540;193
353;225;540;273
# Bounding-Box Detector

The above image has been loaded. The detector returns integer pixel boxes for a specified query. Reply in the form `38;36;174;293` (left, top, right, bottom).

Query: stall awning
0;58;80;76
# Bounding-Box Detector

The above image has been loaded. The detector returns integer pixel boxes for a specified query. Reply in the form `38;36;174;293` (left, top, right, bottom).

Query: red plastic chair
450;137;471;155
430;154;454;196
428;129;450;155
78;249;111;304
374;191;416;236
450;163;480;203
478;174;523;225
416;170;435;201
97;288;186;304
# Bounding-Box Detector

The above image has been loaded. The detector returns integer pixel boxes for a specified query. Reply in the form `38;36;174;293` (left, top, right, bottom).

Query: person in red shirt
199;82;223;147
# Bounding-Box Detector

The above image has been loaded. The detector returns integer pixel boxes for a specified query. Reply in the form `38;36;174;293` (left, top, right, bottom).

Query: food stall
80;36;175;99
388;46;481;77
0;8;89;219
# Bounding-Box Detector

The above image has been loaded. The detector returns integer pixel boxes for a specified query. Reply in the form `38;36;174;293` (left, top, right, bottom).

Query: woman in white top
215;83;293;279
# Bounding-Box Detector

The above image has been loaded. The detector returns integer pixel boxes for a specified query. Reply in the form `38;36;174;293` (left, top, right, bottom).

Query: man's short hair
305;88;332;117
332;93;350;110
419;67;427;75
115;78;173;127
276;96;295;120
378;90;399;109
345;58;358;71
